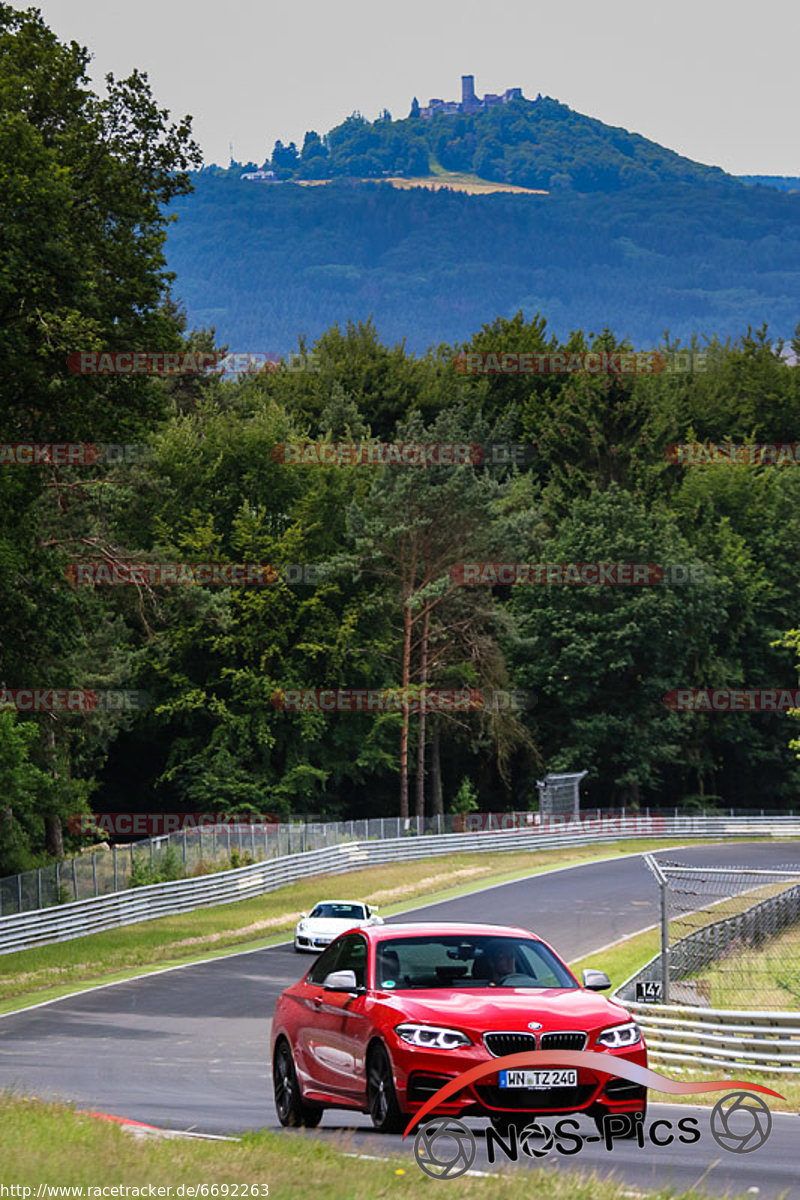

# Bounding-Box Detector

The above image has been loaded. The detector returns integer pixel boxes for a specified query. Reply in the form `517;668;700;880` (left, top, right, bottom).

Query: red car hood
375;986;630;1032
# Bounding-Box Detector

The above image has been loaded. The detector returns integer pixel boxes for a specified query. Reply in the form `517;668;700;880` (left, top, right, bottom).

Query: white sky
16;0;800;175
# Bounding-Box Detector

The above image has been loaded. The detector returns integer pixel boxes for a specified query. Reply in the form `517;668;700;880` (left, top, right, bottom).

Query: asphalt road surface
1;841;799;1198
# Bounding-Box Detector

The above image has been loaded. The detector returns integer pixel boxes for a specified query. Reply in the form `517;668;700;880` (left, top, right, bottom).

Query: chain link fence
618;856;800;1010
0;812;538;916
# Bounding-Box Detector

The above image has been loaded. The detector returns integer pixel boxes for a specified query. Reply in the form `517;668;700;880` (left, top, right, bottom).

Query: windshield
309;903;366;920
375;934;578;990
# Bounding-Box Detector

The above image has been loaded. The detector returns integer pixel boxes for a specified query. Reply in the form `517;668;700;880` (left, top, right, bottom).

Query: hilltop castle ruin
418;75;523;119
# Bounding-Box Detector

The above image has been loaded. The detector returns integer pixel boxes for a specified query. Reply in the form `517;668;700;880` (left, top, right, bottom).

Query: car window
309;903;366;920
334;933;368;987
374;935;577;990
307;933;368;987
307;941;344;985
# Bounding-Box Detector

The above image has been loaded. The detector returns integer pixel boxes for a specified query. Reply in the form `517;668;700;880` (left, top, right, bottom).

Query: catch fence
616;856;800;1010
1;812;799;955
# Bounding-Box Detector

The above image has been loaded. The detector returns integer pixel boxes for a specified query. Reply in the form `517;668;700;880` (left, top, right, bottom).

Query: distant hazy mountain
164;102;800;353
739;176;800;192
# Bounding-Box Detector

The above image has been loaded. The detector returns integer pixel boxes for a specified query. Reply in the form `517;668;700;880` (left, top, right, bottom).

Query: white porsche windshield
309;903;366;920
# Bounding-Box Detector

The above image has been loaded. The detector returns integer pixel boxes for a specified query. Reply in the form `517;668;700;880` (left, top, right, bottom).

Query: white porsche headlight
395;1024;472;1049
596;1021;641;1049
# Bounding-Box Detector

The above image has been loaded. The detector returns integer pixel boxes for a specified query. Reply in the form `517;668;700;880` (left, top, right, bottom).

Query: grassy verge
0;1096;751;1199
682;923;800;1010
0;838;709;1013
570;922;800;1113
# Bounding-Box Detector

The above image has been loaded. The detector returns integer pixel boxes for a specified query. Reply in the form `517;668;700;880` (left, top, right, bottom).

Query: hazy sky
17;0;800;175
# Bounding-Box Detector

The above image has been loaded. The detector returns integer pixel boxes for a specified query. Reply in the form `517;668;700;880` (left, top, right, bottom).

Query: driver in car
484;942;516;983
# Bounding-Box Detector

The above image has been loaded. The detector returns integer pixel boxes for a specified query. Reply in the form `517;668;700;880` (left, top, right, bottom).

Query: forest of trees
2;6;800;877
165;169;800;354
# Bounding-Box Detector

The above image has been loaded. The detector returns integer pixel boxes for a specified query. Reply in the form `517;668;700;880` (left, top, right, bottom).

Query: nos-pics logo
413;1092;774;1179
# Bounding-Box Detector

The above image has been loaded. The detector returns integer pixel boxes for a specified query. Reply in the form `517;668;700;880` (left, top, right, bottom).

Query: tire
592;1101;647;1139
366;1043;406;1134
273;1039;323;1128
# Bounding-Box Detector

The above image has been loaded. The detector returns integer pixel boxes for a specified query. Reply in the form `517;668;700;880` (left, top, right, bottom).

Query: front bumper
392;1041;648;1118
294;933;334;951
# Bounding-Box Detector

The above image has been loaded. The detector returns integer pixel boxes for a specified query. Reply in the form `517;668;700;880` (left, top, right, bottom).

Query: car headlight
395;1023;472;1049
596;1021;641;1049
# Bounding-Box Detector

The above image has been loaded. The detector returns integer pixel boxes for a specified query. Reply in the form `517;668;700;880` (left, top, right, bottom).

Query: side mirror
323;969;361;992
373;915;384;925
582;968;611;991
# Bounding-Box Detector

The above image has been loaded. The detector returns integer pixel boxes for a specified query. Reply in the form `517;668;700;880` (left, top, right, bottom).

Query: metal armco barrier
0;813;798;955
618;1001;800;1075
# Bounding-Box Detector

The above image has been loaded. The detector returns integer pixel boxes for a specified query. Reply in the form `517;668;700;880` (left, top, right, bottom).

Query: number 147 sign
635;980;663;1002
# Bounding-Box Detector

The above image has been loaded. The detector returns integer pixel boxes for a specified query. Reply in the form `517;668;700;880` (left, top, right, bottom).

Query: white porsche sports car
294;899;383;952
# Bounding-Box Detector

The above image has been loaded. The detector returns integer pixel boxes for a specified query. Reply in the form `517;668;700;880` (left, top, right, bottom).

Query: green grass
570;927;662;992
684;923;800;1010
0;1095;755;1199
0;838;710;1013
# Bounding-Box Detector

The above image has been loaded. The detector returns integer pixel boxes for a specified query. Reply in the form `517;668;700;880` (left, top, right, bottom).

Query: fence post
72;857;79;901
183;831;187;864
660;877;670;1005
17;874;22;913
92;853;98;896
251;824;256;858
113;846;118;892
55;860;60;905
37;868;42;909
149;839;154;867
227;826;231;857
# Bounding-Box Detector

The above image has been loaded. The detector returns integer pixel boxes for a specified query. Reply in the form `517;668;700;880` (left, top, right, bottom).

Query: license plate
499;1069;577;1089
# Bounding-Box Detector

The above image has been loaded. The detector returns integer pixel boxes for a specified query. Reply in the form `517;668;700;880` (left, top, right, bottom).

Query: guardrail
0;813;798;956
618;1001;800;1075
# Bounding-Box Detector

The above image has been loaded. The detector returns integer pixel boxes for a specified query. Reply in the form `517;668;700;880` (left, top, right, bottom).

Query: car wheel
366;1043;406;1134
273;1039;323;1128
592;1102;647;1138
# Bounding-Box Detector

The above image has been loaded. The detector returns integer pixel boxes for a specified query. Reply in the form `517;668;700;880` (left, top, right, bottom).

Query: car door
300;933;370;1101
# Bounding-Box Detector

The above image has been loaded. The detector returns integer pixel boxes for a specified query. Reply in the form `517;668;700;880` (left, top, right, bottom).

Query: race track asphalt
1;841;798;1198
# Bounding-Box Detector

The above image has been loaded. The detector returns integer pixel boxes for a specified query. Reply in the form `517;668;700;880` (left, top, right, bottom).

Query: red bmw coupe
271;922;647;1134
